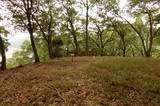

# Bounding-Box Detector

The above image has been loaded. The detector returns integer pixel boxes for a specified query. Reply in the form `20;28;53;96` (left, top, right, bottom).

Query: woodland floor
0;57;159;106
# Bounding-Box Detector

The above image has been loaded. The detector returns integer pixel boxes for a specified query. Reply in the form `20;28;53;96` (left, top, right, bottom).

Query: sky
6;33;30;58
0;0;128;59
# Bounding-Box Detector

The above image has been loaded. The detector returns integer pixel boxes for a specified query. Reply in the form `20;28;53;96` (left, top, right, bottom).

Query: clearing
0;57;159;106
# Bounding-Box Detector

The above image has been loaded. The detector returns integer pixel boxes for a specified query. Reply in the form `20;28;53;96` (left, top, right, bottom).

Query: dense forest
0;0;160;70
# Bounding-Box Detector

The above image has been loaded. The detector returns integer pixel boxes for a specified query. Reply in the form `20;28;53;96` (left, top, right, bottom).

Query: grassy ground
85;57;160;106
0;57;159;105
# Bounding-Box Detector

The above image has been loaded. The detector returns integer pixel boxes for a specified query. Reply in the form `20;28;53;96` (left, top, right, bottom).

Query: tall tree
3;0;40;62
89;0;119;56
85;0;89;56
60;0;80;56
90;17;114;56
34;0;58;59
120;0;160;57
111;21;127;57
80;0;97;55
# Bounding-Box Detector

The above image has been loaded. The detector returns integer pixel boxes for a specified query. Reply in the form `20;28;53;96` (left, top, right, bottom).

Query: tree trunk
146;12;153;58
100;47;104;56
27;9;40;62
85;1;89;56
33;16;54;59
145;50;151;57
122;38;126;57
25;0;40;62
28;29;40;62
99;32;104;56
0;35;6;70
72;31;80;56
68;20;80;56
48;35;54;59
74;36;80;56
119;16;148;57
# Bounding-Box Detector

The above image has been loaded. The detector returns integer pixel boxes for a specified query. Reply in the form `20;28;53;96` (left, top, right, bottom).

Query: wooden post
71;53;74;62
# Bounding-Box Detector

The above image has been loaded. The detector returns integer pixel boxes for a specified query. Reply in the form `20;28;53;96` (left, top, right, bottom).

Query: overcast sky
0;0;128;58
6;33;30;58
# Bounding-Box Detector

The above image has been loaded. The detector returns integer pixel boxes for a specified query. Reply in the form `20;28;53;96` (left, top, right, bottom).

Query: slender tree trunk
68;20;80;56
143;12;154;58
74;35;80;56
99;32;104;56
24;0;40;62
120;16;154;58
0;35;6;70
123;47;126;57
47;12;54;59
33;16;54;59
28;29;40;62
72;31;80;56
48;35;54;59
27;8;40;62
122;38;126;57
100;47;104;56
146;12;153;57
85;0;89;56
48;42;53;59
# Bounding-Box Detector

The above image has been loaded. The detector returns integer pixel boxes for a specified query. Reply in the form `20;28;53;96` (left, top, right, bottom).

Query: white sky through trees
0;0;128;58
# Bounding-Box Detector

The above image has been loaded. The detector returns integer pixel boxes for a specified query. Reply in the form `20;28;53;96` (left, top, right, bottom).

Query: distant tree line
0;0;160;70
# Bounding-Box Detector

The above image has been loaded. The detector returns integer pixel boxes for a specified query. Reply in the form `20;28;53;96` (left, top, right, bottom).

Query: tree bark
47;12;54;59
28;29;40;62
99;32;104;56
26;0;40;62
48;35;54;59
85;0;89;56
121;37;126;57
0;35;6;70
146;11;154;57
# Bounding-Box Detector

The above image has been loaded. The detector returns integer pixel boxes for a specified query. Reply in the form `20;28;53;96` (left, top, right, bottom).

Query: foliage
0;26;10;51
7;38;49;68
0;0;159;67
52;36;64;57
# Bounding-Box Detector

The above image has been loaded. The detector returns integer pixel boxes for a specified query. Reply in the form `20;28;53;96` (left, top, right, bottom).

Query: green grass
85;57;160;105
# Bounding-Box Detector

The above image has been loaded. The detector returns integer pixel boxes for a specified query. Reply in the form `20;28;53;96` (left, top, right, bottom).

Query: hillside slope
0;57;159;105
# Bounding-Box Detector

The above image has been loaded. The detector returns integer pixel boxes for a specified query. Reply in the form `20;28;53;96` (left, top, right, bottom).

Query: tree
111;21;127;57
120;0;160;57
60;0;80;56
3;0;40;62
52;36;64;57
88;0;119;56
0;26;9;70
7;38;49;68
80;0;99;56
90;17;114;56
33;0;61;59
80;0;90;56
